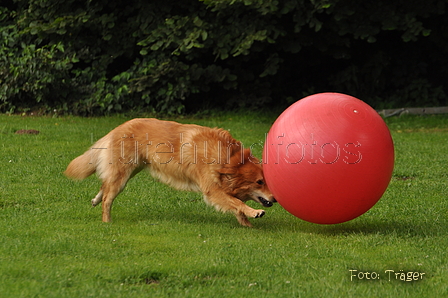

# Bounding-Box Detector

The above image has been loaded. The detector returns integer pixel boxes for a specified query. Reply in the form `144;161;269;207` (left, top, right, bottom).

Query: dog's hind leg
92;188;103;207
100;168;136;222
100;180;126;222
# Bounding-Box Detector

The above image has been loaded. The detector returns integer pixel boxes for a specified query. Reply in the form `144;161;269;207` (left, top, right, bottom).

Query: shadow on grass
122;199;445;238
121;200;238;227
258;215;445;238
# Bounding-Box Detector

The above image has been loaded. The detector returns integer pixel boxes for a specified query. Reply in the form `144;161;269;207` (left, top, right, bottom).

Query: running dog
65;118;276;227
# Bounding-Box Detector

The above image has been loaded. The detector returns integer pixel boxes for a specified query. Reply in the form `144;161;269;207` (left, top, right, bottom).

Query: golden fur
65;118;275;227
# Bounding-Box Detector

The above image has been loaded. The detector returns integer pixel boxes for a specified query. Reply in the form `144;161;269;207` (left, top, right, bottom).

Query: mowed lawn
0;112;447;297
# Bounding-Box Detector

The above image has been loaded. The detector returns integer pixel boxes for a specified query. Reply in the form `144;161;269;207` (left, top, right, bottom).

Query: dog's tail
64;153;96;180
64;136;108;180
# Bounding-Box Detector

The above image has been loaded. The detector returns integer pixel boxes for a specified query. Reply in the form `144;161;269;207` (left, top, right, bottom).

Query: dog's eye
256;179;264;185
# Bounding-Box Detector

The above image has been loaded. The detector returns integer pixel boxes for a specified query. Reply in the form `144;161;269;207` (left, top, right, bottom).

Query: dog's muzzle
258;197;276;207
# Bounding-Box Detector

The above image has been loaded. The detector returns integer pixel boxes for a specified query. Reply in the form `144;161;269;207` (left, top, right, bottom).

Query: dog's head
219;149;276;208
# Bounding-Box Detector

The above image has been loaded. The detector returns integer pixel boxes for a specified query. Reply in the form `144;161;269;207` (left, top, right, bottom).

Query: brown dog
65;118;276;227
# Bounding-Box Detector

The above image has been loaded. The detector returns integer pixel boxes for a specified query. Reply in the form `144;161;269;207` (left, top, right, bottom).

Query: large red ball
263;93;394;224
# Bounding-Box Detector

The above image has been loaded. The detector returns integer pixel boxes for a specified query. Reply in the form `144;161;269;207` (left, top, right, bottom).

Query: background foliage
1;0;447;115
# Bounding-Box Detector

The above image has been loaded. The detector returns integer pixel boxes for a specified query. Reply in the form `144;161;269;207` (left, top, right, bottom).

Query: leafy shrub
1;0;447;115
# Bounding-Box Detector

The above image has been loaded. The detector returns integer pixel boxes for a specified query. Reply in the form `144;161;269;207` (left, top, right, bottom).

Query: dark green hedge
1;0;447;115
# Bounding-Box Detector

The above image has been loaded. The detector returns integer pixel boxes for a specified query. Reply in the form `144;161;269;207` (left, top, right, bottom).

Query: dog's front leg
204;189;265;227
235;209;265;227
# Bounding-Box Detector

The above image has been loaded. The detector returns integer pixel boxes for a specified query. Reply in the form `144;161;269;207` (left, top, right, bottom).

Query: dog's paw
91;198;100;207
254;210;265;218
246;209;265;219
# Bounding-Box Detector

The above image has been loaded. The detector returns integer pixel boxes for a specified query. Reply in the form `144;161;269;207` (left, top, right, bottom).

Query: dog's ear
218;167;237;185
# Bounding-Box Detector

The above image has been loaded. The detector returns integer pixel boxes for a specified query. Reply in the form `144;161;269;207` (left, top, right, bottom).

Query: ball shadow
260;215;443;238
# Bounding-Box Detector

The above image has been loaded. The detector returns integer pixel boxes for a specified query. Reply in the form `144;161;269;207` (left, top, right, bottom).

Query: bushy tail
66;135;109;180
65;135;110;180
64;151;96;180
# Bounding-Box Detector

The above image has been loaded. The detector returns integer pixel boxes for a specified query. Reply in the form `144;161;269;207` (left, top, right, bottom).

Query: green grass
0;113;447;297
